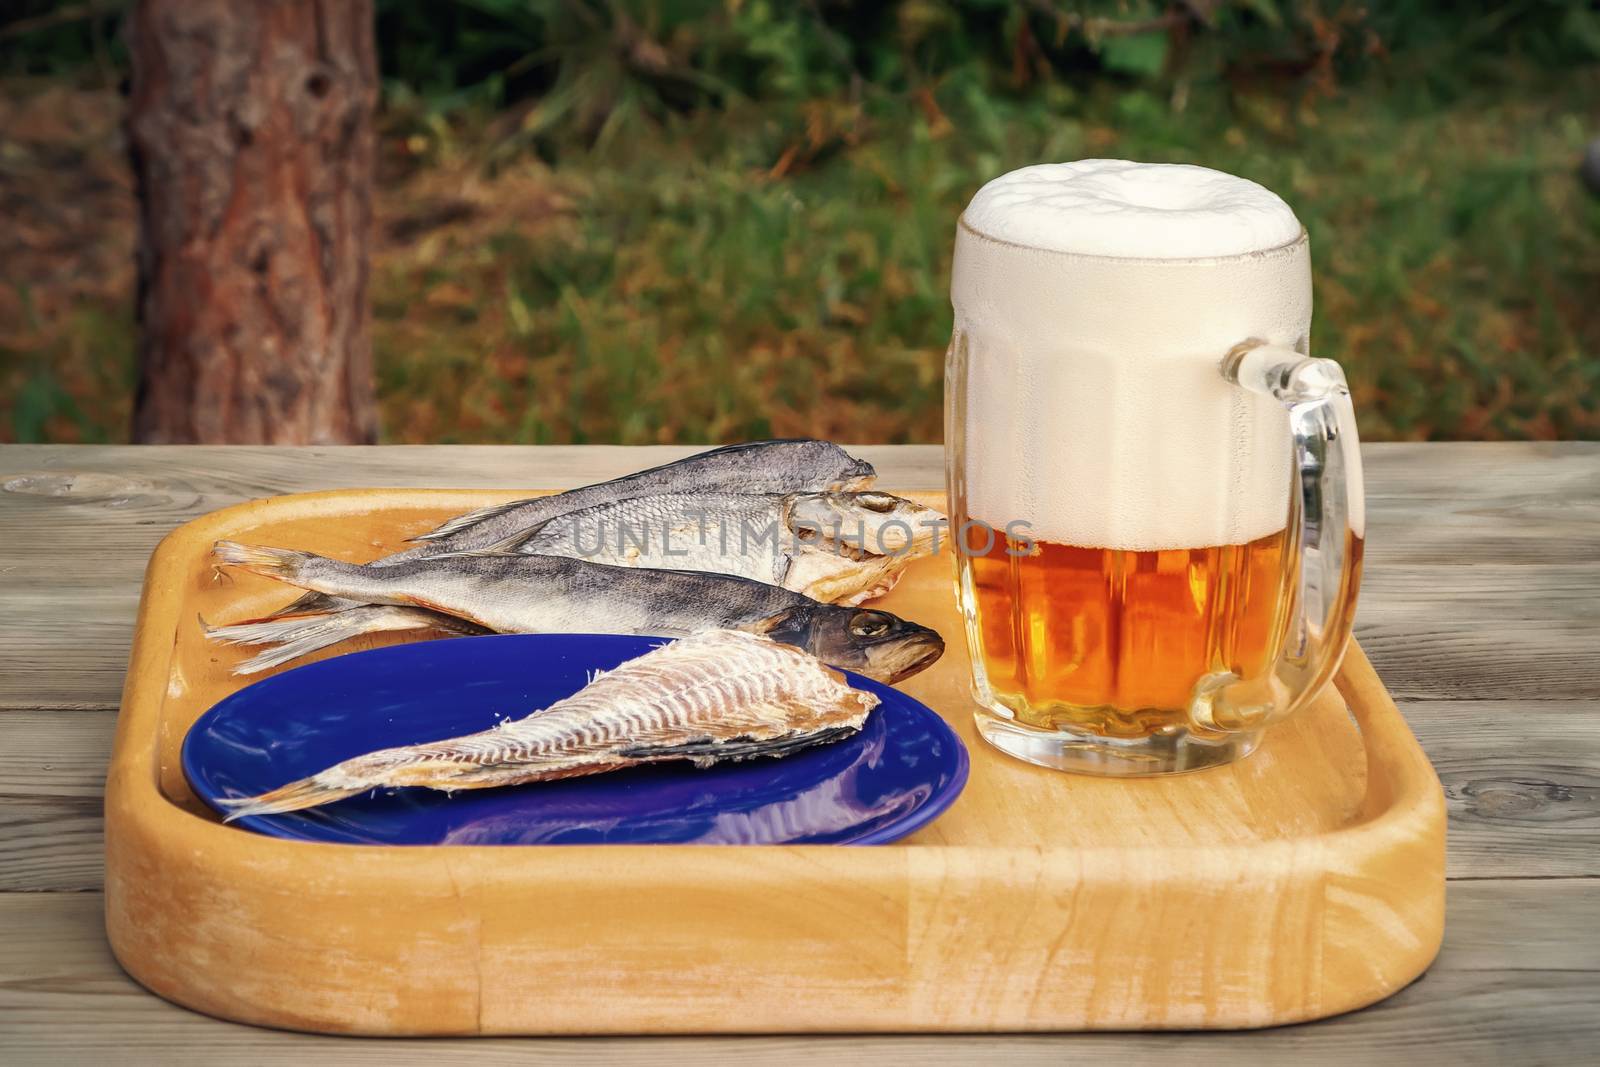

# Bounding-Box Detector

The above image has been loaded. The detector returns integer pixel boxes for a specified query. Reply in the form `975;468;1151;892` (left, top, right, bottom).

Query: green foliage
2;1;1598;443
13;3;1592;139
1098;32;1169;78
0;2;124;78
361;60;1600;445
3;302;133;443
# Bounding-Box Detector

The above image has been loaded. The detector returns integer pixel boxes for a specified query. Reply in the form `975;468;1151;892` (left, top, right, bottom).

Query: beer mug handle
1194;340;1366;733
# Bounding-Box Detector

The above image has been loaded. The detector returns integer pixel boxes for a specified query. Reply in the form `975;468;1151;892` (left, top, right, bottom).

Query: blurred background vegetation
3;0;1598;444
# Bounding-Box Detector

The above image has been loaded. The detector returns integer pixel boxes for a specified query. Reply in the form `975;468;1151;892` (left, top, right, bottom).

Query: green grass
4;62;1599;443
369;65;1600;444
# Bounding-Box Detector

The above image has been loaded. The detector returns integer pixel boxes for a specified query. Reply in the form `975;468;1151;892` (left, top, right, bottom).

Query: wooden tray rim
113;488;1442;859
104;488;1448;1034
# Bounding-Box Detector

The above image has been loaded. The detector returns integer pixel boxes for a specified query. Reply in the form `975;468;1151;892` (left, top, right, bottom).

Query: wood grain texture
0;442;1596;1057
6;698;1598;890
1;887;1592;1065
96;487;1443;1034
5;443;1596;710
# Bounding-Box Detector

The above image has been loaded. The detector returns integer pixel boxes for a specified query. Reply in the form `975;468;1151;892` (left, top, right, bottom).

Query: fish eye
850;611;893;638
856;493;896;513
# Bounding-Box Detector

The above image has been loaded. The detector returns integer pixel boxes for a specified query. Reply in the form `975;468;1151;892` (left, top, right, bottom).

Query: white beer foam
963;159;1302;259
952;160;1337;551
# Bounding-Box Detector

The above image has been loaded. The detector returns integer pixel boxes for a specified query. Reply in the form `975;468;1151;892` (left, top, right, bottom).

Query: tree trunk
126;0;378;444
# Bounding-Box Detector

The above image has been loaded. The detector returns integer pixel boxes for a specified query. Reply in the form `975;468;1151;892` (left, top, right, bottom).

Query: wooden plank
0;444;941;711
4;444;1598;710
0;443;1593;1054
4;627;1594;711
3;606;1593;712
0;886;1593;1064
0;709;115;798
3;698;1594;892
1404;701;1600;879
0;443;947;503
1355;621;1600;702
0;709;112;892
2;443;1595;572
1435;878;1600;971
0;797;103;893
1360;442;1600;566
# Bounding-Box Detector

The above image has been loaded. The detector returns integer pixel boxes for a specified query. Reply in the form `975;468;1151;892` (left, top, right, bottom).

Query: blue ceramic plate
183;633;968;846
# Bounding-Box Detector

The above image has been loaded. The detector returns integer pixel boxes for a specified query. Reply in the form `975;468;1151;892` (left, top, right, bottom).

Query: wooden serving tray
105;489;1446;1035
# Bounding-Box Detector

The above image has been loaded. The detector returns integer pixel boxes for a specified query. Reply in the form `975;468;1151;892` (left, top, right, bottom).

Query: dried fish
210;542;945;683
217;630;879;819
478;489;942;605
266;438;876;618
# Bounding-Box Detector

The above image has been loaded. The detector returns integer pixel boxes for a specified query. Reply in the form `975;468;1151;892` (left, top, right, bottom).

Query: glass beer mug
946;161;1364;775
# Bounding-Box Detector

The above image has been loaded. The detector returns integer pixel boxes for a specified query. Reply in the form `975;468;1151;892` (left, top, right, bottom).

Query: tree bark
126;0;378;444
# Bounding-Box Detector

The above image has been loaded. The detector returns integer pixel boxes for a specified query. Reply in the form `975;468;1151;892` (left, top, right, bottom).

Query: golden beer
946;160;1366;774
960;529;1365;738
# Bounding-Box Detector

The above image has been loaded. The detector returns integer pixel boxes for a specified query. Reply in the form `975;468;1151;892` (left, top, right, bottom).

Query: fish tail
219;749;482;817
202;613;329;647
214;605;447;675
209;612;363;675
212;541;313;583
215;775;366;820
232;640;330;676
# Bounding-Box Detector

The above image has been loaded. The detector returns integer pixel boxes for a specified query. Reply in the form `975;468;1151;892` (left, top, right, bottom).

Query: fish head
772;440;875;491
759;605;945;684
834;458;877;491
785;492;945;558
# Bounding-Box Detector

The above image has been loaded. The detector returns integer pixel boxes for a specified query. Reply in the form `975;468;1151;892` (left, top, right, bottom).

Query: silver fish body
394;439;873;559
499;490;943;605
216;488;942;671
515;492;792;583
216;629;879;820
268;439;876;618
211;542;945;683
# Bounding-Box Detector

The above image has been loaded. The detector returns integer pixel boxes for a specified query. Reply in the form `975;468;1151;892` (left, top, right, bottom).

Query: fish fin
212;541;310;582
221;606;479;675
748;606;807;635
232;635;347;676
261;590;344;618
216;776;366;820
205;608;386;650
841;573;902;606
408;498;533;542
206;605;440;647
201;613;319;647
619;725;860;767
419;523;544;559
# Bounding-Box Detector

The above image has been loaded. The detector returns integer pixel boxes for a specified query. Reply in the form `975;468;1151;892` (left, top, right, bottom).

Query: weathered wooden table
1;443;1595;1064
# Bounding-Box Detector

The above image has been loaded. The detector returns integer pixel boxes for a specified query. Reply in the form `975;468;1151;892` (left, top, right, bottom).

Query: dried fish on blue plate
216;630;879;819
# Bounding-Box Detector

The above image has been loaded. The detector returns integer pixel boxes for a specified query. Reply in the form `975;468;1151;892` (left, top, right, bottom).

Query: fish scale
504;489;943;605
209;540;947;684
216;630;879;820
259;439;877;620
